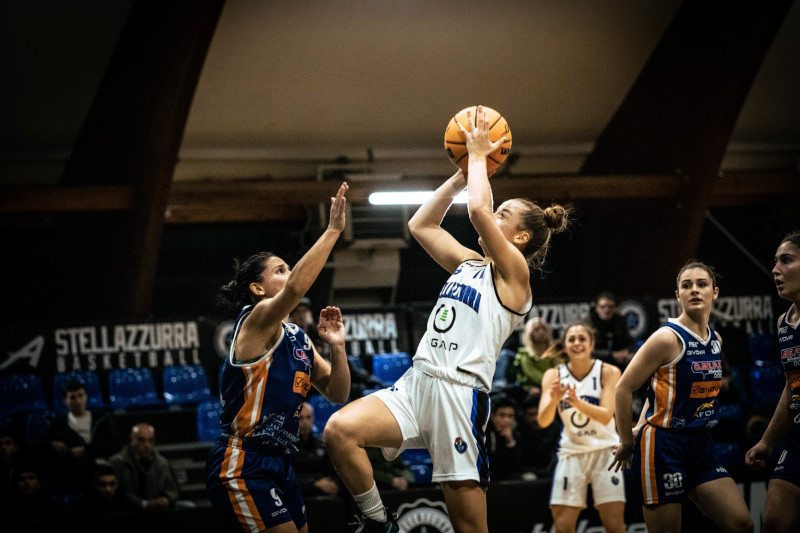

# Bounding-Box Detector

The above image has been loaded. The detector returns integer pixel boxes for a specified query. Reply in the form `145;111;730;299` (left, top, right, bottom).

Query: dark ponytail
216;252;275;312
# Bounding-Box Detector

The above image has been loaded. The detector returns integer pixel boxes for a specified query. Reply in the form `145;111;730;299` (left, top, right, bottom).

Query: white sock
353;482;387;522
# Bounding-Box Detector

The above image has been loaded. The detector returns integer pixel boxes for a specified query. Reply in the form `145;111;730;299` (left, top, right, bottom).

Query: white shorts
373;365;490;485
549;447;626;508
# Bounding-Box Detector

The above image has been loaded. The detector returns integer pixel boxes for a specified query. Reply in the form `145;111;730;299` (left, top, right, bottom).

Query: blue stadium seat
196;399;222;442
714;441;744;467
748;332;779;365
409;462;433;484
0;373;48;414
403;448;432;465
108;368;162;410
308;395;345;433
372;353;412;385
361;388;380;397
52;370;106;414
50;493;77;515
25;409;55;446
162;364;213;406
749;363;785;404
347;355;365;371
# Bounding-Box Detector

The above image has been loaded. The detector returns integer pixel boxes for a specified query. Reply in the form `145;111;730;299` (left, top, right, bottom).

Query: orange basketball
444;105;512;173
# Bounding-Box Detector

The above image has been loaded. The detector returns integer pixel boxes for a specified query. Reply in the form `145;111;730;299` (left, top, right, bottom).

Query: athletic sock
352;482;387;522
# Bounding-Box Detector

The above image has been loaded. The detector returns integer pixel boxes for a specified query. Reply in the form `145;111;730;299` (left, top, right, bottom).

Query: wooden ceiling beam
1;171;795;222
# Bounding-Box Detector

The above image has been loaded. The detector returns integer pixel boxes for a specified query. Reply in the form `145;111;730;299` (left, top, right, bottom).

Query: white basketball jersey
413;260;530;392
556;359;619;455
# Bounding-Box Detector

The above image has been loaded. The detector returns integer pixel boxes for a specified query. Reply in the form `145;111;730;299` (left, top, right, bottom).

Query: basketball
444;105;512;173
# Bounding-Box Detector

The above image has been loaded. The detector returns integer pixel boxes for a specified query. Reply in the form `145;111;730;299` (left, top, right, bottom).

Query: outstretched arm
311;307;350;404
408;169;481;273
460;107;530;309
244;183;349;346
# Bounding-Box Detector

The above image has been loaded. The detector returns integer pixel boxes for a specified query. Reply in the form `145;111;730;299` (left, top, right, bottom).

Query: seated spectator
1;425;30;500
0;462;66;527
294;403;340;497
485;395;522;482
109;423;187;511
493;328;522;389
37;378;121;493
517;394;559;479
290;296;329;358
366;447;414;491
588;292;635;369
508;317;557;396
73;463;141;516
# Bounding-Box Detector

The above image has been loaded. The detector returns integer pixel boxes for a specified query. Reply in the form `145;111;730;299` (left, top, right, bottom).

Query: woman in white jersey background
323;106;569;533
537;321;626;533
610;262;753;533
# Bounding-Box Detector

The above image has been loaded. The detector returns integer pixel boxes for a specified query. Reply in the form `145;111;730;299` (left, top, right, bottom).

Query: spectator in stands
294;402;341;497
0;461;66;527
493;328;521;390
37;378;121;493
485;395;523;482
110;423;182;511
366;447;414;491
517;394;559;480
291;296;329;358
1;425;29;500
73;463;140;516
508;317;557;397
588;292;635;369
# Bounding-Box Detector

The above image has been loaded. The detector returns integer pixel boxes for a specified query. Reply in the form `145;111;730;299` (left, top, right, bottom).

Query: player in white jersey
324;107;570;533
538;322;625;533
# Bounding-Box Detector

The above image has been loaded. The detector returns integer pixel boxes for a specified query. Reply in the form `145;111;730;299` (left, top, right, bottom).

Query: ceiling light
368;190;468;205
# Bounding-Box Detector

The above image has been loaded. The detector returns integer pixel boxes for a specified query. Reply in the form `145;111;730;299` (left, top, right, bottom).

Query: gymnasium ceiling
0;0;798;319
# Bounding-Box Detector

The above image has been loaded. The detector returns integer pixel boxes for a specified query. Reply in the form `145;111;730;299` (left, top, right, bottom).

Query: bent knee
322;410;359;449
729;514;754;533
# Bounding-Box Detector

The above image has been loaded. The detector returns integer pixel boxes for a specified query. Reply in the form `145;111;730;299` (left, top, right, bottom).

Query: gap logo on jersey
438;281;481;313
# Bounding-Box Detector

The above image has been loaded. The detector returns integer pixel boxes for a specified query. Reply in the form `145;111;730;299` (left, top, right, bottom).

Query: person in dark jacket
72;463;141;516
37;379;121;493
485;395;522;482
109;423;181;511
588;292;635;369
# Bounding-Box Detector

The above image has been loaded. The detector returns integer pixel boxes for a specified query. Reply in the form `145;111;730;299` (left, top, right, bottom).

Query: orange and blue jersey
218;305;314;449
632;318;728;505
206;305;315;532
778;306;800;435
644;318;722;430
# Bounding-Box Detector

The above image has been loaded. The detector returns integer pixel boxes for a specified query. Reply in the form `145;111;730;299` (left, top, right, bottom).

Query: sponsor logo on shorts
453;437;467;454
716;466;728;474
611;476;619;485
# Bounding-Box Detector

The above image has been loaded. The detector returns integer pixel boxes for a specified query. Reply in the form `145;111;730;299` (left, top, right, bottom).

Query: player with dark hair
324;107;570;533
206;182;351;533
611;261;753;533
745;229;800;533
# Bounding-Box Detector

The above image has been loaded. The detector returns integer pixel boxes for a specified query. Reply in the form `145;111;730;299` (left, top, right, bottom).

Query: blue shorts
206;435;306;532
631;424;729;505
771;431;800;487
